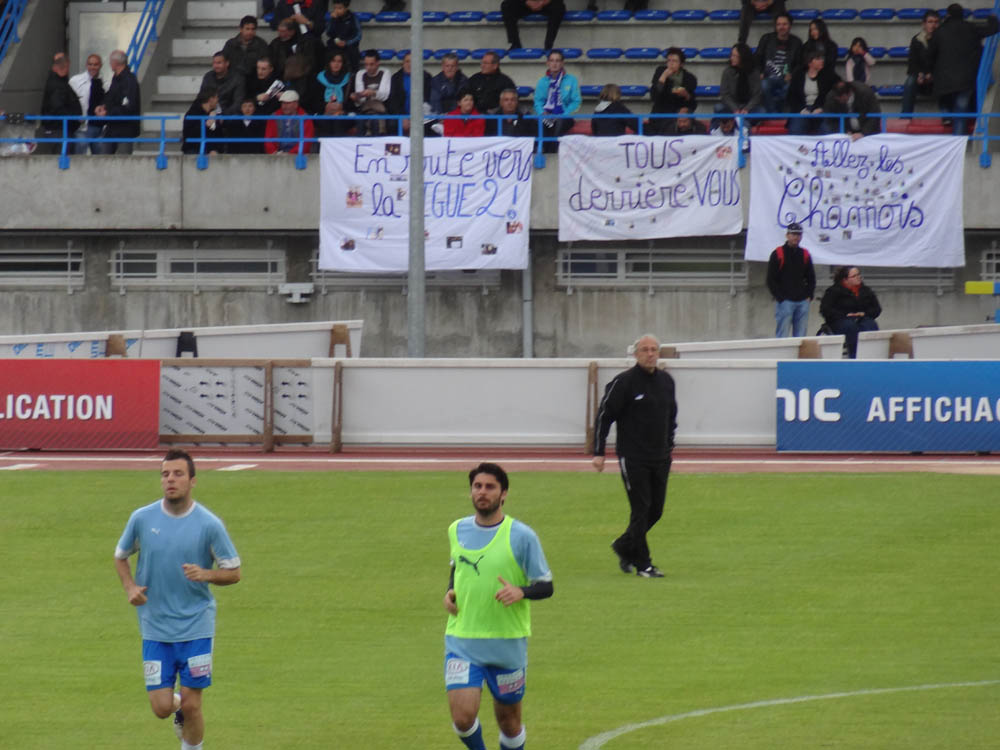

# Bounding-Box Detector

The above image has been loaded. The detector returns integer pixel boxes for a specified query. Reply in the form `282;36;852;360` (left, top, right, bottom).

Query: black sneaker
173;708;184;740
611;544;635;574
636;565;664;578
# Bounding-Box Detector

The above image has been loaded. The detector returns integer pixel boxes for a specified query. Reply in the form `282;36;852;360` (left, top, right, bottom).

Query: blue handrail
974;0;1000;167
125;0;167;77
0;0;28;67
4;110;999;172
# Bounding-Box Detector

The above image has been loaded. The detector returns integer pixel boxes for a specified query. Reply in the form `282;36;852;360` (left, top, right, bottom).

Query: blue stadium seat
524;14;546;22
486;11;504;22
262;12;273;24
877;85;904;96
973;8;995;18
395;49;434;60
869;46;888;59
859;8;895;20
375;11;410;22
708;9;740;21
887;46;910;59
695;85;721;97
681;47;699;60
581;84;603;96
837;46;848;59
564;10;595;21
821;9;859;20
672;10;708;21
789;9;820;21
624;47;662;59
471;48;507;60
377;48;397;60
434;48;471;60
620;85;649;97
355;12;374;23
559;47;584;59
587;47;624;59
516;86;535;97
449;11;484;22
699;47;731;59
508;47;547;59
635;9;670;21
896;9;934;21
596;10;632;21
423;11;448;23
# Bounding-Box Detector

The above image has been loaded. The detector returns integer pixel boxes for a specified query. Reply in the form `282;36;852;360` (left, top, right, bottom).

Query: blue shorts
444;652;526;705
142;638;213;692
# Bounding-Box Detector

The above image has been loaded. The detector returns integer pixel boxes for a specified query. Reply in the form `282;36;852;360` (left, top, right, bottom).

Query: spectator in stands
270;18;323;80
738;0;786;45
823;80;881;138
265;90;314;154
324;0;362;73
800;19;838;74
502;0;566;52
430;53;470;134
315;98;355;137
380;0;405;12
95;50;140;155
844;37;875;86
710;116;737;136
466;51;517;114
223;16;270;84
820;266;881;359
226;96;266;153
318;51;354;112
495;87;535;136
388;51;432;135
69;53;105;155
787;50;839;135
766;222;815;338
38;52;82;154
901;11;940;116
444;91;486;137
282;54;324;114
755;13;802;113
269;0;327;36
929;3;999;136
249;57;284;115
201;51;245;115
534;49;580;152
592;84;638;136
648;47;698;135
665;106;707;134
351;50;391;135
182;88;223;154
713;43;761;131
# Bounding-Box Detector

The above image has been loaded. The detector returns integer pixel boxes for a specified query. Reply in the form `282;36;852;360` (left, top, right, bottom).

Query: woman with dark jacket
800;18;839;74
593;83;639;136
713;43;762;129
648;47;698;134
820;266;881;358
787;50;840;134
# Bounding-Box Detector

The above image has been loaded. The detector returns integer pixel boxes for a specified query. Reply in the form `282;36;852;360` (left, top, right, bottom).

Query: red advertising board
0;360;160;450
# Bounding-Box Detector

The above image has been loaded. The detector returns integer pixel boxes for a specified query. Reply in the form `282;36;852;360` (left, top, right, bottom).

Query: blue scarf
544;70;565;114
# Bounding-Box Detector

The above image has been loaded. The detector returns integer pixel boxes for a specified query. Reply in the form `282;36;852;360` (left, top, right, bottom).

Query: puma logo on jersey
458;554;485;575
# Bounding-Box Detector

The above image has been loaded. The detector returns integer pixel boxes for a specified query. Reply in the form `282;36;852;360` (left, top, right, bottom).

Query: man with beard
222;15;270;83
114;450;241;750
443;463;553;750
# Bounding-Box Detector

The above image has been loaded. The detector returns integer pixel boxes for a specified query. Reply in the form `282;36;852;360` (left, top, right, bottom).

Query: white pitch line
216;464;258;472
578;679;1000;749
0;463;40;471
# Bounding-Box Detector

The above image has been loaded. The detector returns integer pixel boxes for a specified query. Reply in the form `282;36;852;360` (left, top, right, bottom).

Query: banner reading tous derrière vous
0;360;160;450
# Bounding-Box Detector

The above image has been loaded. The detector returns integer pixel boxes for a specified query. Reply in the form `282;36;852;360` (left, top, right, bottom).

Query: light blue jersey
445;516;551;670
115;499;240;643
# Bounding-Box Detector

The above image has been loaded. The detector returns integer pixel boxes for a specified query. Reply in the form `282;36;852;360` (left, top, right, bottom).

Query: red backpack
775;246;810;268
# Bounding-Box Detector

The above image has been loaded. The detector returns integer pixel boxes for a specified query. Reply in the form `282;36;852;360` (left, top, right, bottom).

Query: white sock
453;717;481;738
181;741;203;750
499;726;526;748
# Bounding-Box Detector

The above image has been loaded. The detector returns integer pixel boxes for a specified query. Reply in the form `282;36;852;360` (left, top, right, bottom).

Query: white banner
557;135;743;241
319;137;533;272
746;134;967;267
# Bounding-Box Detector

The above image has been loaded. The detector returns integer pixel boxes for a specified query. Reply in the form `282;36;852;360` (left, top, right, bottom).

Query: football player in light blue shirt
114;450;241;750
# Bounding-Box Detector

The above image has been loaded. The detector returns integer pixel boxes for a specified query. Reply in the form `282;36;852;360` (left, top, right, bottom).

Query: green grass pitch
2;469;998;749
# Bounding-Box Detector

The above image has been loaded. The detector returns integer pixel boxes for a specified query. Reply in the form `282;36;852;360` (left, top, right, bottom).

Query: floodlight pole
407;0;426;357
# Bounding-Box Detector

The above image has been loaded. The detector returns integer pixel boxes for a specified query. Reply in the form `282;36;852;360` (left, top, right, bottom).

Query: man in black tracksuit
593;334;678;579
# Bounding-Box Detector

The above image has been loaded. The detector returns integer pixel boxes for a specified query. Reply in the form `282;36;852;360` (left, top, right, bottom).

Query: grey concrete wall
0;1;69;114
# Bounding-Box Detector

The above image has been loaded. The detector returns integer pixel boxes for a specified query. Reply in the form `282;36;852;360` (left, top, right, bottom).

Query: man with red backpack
766;222;816;337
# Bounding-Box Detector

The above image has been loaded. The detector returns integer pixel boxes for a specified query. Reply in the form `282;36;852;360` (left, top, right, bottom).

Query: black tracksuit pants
612;456;671;569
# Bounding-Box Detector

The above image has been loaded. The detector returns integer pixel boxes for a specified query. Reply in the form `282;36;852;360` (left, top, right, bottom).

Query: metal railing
974;1;1000;166
3;110;998;171
125;0;167;77
0;0;28;67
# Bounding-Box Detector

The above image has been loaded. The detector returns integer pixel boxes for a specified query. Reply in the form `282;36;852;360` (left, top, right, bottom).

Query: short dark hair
922;9;939;22
363;49;380;61
163;449;196;478
469;462;509;492
805;50;824;64
213;50;228;61
665;46;685;63
833;266;854;284
946;3;964;20
774;12;792;25
240;15;257;27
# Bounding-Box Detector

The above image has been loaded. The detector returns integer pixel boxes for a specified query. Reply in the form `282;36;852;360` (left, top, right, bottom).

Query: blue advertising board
776;361;1000;452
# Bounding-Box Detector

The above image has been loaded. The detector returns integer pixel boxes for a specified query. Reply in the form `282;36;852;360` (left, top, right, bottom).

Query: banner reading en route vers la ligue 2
558;134;743;241
747;134;967;267
319;137;533;272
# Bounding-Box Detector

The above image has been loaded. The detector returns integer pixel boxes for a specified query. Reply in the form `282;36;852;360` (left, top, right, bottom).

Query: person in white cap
265;89;314;154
